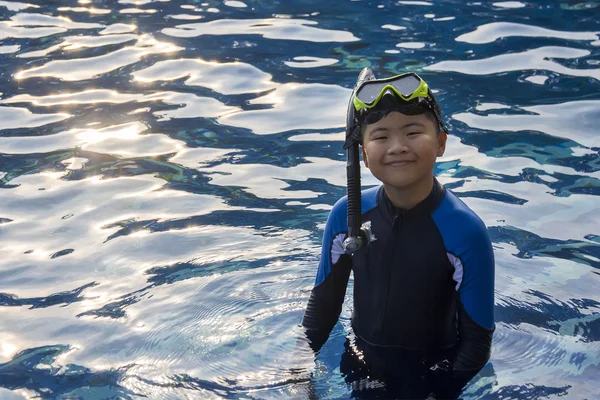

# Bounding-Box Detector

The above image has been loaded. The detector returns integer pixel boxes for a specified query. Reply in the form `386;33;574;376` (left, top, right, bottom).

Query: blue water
0;0;599;398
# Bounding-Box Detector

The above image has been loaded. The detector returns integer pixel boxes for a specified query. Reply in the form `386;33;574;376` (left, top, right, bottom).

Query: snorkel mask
342;69;447;254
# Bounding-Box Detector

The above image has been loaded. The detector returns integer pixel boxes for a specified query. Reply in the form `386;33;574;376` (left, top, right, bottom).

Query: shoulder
433;188;488;235
432;188;491;253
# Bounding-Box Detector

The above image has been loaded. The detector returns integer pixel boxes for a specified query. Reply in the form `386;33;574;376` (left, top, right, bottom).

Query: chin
382;178;418;189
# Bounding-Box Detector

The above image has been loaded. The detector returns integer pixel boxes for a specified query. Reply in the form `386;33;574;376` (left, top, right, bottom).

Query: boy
302;70;495;399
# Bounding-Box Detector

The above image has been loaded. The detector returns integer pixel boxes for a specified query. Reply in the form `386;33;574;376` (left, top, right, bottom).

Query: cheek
363;144;376;158
423;138;441;156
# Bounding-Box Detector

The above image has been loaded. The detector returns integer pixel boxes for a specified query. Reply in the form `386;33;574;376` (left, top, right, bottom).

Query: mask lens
356;82;385;104
391;75;422;97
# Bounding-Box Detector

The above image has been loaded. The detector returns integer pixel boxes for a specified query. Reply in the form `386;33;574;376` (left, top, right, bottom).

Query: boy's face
361;111;447;191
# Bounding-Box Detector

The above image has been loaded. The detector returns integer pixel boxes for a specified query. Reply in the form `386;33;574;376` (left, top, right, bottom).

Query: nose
387;135;409;154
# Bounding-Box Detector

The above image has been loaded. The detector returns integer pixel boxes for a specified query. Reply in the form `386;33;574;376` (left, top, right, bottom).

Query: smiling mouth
385;161;415;166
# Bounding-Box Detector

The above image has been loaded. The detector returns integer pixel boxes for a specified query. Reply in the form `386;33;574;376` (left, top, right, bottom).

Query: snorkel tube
342;68;376;254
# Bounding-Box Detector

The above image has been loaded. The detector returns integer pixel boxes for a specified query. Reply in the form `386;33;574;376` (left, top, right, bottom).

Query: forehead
364;111;435;133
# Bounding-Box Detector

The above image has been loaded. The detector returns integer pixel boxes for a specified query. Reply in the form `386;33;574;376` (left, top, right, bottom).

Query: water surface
0;0;599;399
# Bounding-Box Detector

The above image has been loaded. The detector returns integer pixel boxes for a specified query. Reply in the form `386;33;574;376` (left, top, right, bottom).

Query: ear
361;145;369;168
436;131;447;157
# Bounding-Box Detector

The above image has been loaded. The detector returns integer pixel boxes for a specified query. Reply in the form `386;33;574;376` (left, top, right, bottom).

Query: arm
429;302;494;399
453;222;495;374
302;199;351;352
302;254;352;352
435;299;493;397
431;219;495;398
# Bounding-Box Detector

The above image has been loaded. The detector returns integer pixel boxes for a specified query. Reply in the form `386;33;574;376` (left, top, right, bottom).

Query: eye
372;135;387;141
407;131;423;136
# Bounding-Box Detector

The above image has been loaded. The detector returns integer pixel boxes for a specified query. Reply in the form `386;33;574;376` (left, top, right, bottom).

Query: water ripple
0;106;70;131
0;1;38;12
456;22;600;44
132;58;277;95
16;35;181;81
18;33;138;58
162;18;360;43
0;13;102;41
218;83;351;134
0;345;137;399
0;282;97;309
426;46;600;80
454;100;600;148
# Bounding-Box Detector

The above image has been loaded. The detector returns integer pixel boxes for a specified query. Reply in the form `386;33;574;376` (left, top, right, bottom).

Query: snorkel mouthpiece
343;68;375;254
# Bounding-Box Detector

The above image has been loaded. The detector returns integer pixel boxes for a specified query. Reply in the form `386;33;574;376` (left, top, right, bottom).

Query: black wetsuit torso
303;179;495;398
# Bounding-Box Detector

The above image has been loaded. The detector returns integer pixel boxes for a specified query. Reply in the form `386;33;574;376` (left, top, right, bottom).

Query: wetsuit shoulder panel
431;190;495;330
314;186;380;286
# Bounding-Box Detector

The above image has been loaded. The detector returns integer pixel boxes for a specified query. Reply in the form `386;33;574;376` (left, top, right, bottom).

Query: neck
383;175;434;210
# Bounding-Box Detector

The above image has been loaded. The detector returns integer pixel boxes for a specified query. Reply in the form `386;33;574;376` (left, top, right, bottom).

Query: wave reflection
16;35;181;81
426;46;600;80
162;18;360;42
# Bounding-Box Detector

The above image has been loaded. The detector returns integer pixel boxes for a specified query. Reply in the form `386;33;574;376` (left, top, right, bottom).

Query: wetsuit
302;178;495;398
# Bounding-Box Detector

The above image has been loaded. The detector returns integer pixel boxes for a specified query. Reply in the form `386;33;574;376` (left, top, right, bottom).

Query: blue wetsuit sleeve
431;193;495;397
302;198;351;352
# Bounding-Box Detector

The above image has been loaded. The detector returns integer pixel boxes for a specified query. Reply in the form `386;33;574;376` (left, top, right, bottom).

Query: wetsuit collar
379;177;446;222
